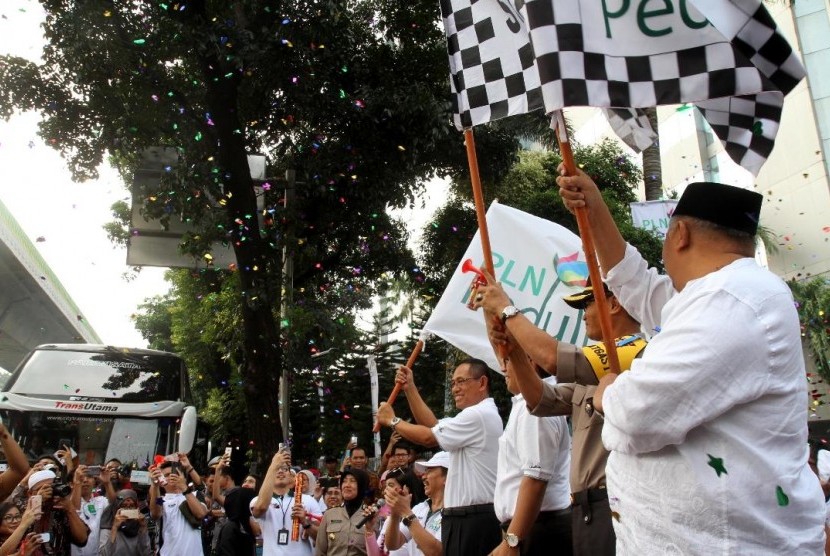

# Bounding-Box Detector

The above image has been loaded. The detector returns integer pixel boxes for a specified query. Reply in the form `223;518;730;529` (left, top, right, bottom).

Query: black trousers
442;503;502;556
571;490;616;556
501;508;573;556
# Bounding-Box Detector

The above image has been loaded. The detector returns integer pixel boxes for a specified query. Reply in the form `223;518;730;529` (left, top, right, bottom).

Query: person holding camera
98;490;151;556
69;466;110;556
25;468;90;555
149;461;207;556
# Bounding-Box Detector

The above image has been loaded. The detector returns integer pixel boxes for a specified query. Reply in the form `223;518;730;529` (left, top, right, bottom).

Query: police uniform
530;335;646;556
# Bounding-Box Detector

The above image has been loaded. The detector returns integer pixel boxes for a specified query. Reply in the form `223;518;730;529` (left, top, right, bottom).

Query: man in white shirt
384;451;447;556
71;465;110;556
492;356;572;556
377;358;503;556
558;172;826;553
251;451;322;556
149;461;208;556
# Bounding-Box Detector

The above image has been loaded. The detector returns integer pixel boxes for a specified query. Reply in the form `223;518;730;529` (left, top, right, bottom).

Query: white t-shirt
602;243;826;554
159;493;205;556
384;500;442;556
431;397;502;507
251;492;322;556
72;494;110;556
494;381;571;522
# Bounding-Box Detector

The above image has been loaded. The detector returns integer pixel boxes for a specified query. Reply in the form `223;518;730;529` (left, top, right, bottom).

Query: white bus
0;344;209;478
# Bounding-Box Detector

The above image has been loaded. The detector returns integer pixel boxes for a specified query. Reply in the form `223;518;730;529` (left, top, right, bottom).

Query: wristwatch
501;305;520;325
390;417;402;429
402;513;417;527
504;532;521;548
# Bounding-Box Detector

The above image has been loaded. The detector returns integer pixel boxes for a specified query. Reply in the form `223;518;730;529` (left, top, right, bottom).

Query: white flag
424;203;590;372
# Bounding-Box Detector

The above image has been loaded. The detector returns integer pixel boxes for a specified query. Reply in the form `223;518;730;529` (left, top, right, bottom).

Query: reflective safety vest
581;334;648;380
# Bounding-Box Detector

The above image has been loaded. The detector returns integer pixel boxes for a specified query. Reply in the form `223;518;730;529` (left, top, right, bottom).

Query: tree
642;107;663;200
789;277;830;383
1;0;523;458
422;140;664;293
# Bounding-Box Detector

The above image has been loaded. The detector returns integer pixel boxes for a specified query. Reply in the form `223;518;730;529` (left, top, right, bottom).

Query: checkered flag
440;0;544;129
523;0;805;175
603;108;657;153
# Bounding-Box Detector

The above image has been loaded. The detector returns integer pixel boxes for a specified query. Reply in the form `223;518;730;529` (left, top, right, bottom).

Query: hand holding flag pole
372;338;425;433
553;111;620;375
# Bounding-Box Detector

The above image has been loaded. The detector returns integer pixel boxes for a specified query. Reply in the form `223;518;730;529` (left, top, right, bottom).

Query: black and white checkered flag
523;0;805;175
440;0;544;129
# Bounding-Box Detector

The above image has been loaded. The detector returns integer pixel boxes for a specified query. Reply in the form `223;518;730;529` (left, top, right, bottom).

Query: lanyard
272;493;291;528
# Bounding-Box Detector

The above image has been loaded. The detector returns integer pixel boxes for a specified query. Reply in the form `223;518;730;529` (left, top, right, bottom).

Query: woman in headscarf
215;486;257;556
97;490;151;556
314;469;371;556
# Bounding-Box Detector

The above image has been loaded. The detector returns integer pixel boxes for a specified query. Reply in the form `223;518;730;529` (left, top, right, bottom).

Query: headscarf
223;487;258;536
99;489;138;532
340;468;368;517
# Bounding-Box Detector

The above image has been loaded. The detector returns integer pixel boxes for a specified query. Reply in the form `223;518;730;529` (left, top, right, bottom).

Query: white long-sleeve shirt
601;243;825;554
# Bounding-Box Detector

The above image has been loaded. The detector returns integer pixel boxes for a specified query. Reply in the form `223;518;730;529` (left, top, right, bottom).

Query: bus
0;344;210;482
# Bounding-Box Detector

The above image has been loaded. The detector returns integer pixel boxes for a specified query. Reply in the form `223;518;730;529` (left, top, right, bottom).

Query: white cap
414;451;450;473
28;469;57;490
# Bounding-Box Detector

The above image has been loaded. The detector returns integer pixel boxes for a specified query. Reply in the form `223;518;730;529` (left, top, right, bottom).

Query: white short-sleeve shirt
431;397;502;507
72;494;110;556
251;492;322;556
385;500;442;556
494;379;571;522
159;493;204;556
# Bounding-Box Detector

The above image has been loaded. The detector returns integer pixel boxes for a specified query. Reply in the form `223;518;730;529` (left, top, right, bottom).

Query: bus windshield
7;348;183;402
6;411;177;469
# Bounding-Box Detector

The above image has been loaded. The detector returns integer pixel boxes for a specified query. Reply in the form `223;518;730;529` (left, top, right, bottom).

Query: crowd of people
0;173;827;555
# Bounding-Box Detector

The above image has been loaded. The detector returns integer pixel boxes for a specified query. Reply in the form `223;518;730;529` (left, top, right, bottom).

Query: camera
52;482;72;498
117;464;132;478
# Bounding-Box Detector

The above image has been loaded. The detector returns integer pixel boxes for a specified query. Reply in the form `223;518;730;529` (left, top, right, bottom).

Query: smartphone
121;509;141;520
87;466;102;477
164;453;179;463
29;495;42;513
350;435;358;445
224;446;233;458
36;532;51;543
54;446;78;465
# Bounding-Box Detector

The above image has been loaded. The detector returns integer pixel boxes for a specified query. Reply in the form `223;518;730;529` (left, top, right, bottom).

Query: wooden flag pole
463;128;511;366
464;129;497;275
553;111;621;375
372;339;424;433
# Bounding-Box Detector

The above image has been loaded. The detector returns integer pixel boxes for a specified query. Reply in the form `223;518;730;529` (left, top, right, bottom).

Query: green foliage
789;277;830;382
422;139;663;291
1;0;526;459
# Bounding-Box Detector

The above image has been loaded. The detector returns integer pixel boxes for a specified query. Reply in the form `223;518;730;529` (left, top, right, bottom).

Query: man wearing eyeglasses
376;358;503;556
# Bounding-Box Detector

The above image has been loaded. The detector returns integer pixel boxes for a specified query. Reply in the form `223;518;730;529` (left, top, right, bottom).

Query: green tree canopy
1;0;524;458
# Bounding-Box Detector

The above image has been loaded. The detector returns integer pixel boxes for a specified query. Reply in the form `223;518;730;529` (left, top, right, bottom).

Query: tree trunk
642;107;663;201
201;57;284;462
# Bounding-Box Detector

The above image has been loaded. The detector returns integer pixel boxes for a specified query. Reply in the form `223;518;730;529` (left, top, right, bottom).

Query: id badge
277;528;289;545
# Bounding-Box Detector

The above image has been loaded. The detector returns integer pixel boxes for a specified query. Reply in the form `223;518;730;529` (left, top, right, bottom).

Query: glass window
8;348;183;402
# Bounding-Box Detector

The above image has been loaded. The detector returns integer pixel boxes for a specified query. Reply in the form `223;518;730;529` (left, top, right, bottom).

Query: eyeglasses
2;514;22;523
449;376;480;388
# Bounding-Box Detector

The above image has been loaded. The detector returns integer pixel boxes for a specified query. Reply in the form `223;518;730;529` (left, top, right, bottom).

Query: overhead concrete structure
0;197;100;372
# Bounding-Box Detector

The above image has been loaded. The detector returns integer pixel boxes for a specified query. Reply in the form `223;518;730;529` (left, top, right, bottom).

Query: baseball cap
413;451;449;473
562;280;613;310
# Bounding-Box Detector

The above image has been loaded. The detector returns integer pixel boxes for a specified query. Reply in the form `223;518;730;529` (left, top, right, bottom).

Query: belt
570;488;607;525
500;508;571;530
443;503;494;517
